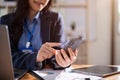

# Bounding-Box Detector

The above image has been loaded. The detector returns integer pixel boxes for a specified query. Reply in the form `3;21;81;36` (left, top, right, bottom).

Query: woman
0;0;77;70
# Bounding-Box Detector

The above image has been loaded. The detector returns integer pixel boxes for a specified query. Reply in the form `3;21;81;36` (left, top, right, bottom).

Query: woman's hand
36;42;60;62
55;48;78;67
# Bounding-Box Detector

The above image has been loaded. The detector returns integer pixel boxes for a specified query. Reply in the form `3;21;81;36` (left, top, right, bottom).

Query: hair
11;0;52;46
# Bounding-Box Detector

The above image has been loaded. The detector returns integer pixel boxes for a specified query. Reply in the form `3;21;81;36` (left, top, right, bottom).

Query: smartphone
53;36;85;57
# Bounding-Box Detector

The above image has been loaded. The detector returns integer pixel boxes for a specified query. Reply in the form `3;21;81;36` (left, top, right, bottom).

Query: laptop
0;25;26;80
73;65;120;77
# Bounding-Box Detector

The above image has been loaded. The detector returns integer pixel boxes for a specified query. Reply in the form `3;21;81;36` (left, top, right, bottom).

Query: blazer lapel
40;12;51;44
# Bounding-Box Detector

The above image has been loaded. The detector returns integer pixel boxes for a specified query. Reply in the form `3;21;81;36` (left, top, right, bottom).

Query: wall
115;35;120;64
114;0;120;64
0;0;3;2
87;0;112;65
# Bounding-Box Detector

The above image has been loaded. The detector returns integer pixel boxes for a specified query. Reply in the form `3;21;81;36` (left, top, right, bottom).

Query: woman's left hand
55;48;78;67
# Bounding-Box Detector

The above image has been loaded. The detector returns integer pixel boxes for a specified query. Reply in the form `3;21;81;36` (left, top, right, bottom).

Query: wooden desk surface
20;65;120;80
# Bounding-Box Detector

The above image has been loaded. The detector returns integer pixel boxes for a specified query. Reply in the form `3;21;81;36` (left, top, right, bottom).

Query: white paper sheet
33;69;103;80
55;71;103;80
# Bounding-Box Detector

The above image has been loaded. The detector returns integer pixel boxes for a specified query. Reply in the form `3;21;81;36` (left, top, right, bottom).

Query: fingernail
55;50;58;55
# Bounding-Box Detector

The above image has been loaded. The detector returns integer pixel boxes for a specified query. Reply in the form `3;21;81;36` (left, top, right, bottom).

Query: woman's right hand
36;42;60;62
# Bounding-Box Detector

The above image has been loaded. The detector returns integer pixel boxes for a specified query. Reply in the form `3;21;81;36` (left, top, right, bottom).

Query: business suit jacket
0;11;65;70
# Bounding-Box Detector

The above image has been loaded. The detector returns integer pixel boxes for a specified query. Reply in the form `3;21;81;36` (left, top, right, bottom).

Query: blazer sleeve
0;14;42;70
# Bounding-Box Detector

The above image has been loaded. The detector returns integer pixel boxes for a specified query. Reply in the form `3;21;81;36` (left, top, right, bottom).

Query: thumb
49;42;61;47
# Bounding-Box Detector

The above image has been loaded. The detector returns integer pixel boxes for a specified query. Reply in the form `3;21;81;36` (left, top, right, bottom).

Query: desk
20;65;120;80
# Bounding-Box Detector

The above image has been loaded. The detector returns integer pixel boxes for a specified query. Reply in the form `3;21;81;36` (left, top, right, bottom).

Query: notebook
73;65;120;77
0;25;26;80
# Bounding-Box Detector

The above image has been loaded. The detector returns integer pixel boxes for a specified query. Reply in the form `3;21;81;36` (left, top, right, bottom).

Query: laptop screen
0;25;14;80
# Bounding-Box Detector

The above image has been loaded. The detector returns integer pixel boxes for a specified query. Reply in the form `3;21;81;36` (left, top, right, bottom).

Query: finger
42;43;53;52
42;49;54;59
41;49;51;58
45;45;54;53
41;45;54;59
74;49;78;56
52;48;56;54
61;49;71;63
55;50;66;66
37;52;46;62
68;48;76;61
44;47;52;53
68;48;74;59
44;43;60;53
47;52;54;58
41;55;45;61
47;42;61;47
41;48;50;54
44;47;55;58
55;51;63;66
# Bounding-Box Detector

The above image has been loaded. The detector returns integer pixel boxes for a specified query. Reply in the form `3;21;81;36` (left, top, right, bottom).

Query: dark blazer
0;11;65;70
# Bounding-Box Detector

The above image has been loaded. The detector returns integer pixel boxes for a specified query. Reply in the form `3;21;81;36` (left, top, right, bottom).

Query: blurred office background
0;0;120;65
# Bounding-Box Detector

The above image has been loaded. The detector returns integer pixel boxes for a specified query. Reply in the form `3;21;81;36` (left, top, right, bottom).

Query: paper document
55;71;103;80
33;69;63;80
33;68;103;80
